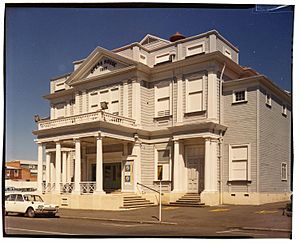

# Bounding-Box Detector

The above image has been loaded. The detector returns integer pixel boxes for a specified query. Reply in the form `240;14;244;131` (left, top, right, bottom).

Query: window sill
154;115;172;120
265;103;272;108
232;100;248;105
185;52;205;59
228;180;252;183
154;60;172;66
153;180;172;183
184;110;206;117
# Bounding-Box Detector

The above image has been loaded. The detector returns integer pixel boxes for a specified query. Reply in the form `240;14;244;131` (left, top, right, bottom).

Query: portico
37;131;139;196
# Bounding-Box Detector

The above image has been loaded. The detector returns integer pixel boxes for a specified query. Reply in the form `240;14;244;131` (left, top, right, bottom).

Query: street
4;202;292;238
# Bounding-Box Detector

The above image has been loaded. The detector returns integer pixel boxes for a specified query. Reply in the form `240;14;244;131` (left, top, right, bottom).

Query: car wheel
26;207;35;218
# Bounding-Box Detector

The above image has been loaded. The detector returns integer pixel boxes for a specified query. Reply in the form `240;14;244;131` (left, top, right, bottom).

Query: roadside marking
216;229;266;236
101;222;152;227
5;227;75;235
163;207;178;210
209;208;230;212
255;210;278;214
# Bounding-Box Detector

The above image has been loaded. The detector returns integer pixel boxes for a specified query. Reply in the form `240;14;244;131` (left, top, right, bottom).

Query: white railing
80;182;96;194
60;183;74;194
42;183;55;193
38;110;136;130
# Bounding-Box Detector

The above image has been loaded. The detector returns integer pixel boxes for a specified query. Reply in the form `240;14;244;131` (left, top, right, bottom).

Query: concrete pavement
57;201;292;231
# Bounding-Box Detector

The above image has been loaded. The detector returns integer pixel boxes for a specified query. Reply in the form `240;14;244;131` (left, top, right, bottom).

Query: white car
5;192;59;218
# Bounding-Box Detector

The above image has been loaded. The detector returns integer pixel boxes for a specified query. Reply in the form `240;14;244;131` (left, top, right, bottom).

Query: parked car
5;192;59;218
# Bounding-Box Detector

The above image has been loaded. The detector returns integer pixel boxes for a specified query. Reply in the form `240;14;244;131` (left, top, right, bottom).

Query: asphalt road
4;213;291;238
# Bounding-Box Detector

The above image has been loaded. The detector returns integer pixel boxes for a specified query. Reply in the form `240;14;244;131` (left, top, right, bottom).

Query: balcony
37;110;136;130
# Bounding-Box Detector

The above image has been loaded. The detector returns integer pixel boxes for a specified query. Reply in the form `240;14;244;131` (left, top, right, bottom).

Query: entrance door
187;158;199;192
103;163;121;192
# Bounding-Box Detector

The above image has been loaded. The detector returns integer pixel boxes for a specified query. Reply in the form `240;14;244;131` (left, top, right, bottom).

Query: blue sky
5;5;294;161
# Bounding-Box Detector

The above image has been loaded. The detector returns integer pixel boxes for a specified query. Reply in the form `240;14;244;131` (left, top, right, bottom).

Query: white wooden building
33;30;291;210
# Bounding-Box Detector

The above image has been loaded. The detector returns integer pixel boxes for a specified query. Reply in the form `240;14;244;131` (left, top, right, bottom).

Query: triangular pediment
66;47;137;85
140;34;170;46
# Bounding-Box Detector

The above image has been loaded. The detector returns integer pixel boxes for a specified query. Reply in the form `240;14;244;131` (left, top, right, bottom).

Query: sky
4;4;294;161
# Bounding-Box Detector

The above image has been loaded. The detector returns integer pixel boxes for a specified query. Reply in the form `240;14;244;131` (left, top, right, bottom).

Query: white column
45;152;51;185
73;139;81;193
204;138;218;192
81;143;87;181
37;143;43;193
172;140;180;192
55;142;61;193
50;154;55;186
62;151;67;184
66;151;72;182
95;136;104;194
207;70;218;120
132;137;141;192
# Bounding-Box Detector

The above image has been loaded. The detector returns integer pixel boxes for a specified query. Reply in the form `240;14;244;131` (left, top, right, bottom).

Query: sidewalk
57;201;292;231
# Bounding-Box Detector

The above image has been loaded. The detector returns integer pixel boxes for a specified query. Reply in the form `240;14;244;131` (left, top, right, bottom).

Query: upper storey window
186;77;204;113
155;81;170;117
155;53;170;65
232;89;247;104
224;47;232;59
55;103;65;118
186;42;205;57
54;81;65;92
89;86;120;115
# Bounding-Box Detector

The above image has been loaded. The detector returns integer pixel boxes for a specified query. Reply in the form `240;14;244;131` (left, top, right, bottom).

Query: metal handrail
137;182;161;194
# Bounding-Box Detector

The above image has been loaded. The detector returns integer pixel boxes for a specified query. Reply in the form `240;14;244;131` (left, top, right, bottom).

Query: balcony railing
38;110;136;130
80;182;96;194
60;182;74;194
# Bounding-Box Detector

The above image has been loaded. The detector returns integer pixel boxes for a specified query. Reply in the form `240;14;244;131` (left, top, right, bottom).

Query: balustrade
38;110;135;130
80;182;96;194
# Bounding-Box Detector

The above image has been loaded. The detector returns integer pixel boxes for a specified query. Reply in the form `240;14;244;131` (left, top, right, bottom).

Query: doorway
103;163;121;192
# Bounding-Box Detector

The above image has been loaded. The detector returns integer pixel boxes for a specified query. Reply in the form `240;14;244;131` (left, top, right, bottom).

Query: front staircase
169;193;206;207
120;194;155;209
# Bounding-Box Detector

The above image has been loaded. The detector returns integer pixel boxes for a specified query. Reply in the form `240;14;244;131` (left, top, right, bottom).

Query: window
282;105;287;117
229;144;251;181
186;42;205;57
55;103;65;118
155;53;170;65
186;77;204;113
156;148;171;181
14;169;19;177
16;194;24;202
266;93;272;107
99;87;120;115
155;81;170;117
281;163;287;181
139;54;147;65
7;194;16;201
89;91;99;111
224;48;232;59
233;90;247;103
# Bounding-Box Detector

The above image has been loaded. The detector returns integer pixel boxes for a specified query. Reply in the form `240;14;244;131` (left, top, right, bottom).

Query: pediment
66;47;137;85
140;34;170;46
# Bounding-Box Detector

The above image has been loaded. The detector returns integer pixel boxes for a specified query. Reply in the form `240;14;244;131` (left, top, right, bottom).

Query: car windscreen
23;195;44;202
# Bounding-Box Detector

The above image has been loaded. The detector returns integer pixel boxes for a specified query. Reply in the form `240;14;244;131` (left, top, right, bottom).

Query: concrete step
168;202;206;207
123;201;153;206
120;204;157;209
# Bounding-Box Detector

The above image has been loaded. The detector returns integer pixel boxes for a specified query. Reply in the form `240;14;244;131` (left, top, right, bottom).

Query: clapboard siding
258;88;291;193
216;38;238;63
141;82;154;128
223;86;258;193
128;81;132;118
141;144;155;189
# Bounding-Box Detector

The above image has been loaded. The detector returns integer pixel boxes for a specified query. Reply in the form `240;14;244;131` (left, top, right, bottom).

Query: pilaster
37;142;44;193
73;138;81;194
